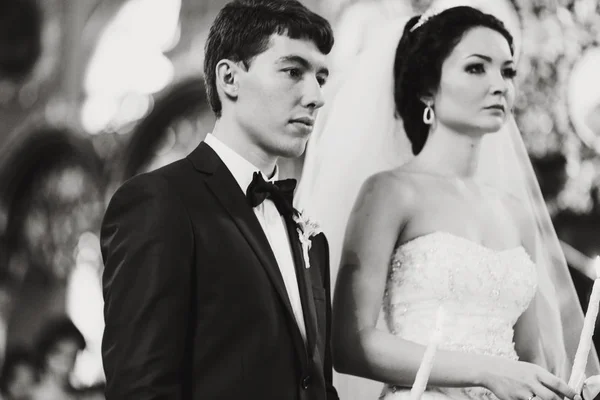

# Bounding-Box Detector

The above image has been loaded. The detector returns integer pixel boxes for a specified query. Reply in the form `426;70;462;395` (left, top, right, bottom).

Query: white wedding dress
379;231;537;400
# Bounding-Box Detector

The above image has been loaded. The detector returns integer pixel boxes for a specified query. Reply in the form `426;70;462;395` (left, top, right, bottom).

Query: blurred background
0;0;599;399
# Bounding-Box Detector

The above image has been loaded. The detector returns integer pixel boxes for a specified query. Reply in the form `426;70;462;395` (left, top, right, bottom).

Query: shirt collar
204;133;278;193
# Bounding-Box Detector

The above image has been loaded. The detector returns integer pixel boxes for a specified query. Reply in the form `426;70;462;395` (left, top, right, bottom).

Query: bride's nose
489;70;509;96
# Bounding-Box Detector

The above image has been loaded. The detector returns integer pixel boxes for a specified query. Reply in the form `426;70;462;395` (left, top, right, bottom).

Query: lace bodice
380;231;537;400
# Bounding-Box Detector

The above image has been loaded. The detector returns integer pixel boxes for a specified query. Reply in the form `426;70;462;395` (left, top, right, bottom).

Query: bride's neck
414;123;482;179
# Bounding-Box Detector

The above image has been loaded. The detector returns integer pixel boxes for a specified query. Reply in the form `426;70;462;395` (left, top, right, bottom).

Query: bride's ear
419;92;434;107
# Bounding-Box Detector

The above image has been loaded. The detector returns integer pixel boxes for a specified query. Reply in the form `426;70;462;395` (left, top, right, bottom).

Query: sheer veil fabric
295;4;600;399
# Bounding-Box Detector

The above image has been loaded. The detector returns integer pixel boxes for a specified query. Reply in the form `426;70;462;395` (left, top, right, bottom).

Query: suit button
302;375;311;389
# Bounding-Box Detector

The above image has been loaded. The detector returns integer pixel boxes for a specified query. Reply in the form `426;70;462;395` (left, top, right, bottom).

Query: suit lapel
189;143;308;362
283;214;318;358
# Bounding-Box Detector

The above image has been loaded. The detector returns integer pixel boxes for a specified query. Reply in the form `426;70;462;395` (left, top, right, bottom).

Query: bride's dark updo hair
394;6;514;155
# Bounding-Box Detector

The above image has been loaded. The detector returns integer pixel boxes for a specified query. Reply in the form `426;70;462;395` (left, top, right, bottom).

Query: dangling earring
423;102;434;125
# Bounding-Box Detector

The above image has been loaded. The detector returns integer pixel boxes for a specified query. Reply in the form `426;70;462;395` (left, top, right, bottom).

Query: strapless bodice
379;231;537;400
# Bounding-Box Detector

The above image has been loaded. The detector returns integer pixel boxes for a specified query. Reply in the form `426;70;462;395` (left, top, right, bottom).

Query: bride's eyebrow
465;54;492;61
465;54;514;65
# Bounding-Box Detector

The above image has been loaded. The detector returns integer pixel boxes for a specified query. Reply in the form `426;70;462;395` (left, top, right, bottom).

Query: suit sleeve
100;174;194;400
321;234;340;400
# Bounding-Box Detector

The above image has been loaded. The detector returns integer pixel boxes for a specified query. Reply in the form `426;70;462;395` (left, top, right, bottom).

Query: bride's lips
290;117;315;127
484;104;505;112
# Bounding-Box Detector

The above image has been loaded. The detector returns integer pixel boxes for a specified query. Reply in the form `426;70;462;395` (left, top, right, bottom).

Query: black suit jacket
101;142;339;400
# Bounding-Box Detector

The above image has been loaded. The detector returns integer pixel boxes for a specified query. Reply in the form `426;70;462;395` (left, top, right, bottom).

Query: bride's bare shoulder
349;169;418;230
356;167;421;210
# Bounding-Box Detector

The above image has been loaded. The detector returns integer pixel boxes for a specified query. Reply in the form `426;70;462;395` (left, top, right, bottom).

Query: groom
100;0;337;399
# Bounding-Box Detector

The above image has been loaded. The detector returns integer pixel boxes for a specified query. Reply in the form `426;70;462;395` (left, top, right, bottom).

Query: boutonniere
293;210;322;269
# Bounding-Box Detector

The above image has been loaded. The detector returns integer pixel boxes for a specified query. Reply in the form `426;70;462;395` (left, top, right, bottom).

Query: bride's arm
332;172;577;400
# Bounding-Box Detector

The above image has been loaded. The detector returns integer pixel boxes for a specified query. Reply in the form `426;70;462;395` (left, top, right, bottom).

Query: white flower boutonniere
293;210;322;269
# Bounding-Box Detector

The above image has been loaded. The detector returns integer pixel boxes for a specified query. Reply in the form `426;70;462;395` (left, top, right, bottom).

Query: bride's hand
481;360;581;400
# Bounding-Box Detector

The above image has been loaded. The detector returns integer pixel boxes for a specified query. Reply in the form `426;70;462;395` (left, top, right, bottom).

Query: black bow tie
246;172;296;217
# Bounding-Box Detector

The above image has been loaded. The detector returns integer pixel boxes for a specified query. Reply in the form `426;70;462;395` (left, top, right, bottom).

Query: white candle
569;257;600;393
410;306;447;400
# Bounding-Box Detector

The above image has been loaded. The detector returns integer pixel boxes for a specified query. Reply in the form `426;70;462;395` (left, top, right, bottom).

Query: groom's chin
277;138;310;159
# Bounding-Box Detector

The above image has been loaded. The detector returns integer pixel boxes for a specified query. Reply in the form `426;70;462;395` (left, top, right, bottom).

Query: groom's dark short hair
203;0;334;118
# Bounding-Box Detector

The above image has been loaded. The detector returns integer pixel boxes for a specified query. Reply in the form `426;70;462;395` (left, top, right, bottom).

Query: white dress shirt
204;133;307;342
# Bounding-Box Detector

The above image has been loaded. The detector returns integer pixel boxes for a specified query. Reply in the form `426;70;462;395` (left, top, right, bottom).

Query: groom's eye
284;68;302;79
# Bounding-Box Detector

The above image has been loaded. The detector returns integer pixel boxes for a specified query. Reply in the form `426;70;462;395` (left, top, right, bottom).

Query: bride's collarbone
391;171;521;248
393;167;498;199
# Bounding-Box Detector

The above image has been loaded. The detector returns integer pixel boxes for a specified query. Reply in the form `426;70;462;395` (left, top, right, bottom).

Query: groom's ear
215;59;243;99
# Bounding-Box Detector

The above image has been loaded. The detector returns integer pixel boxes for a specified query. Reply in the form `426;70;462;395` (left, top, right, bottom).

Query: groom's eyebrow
277;55;329;77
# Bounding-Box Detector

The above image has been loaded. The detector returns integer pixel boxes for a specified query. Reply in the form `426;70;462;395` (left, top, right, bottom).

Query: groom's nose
300;76;325;110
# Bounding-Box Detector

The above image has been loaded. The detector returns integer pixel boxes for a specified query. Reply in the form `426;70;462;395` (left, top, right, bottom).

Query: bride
295;4;600;400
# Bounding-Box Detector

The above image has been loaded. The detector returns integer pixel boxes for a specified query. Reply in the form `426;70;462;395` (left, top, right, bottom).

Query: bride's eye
503;68;517;79
465;63;485;74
